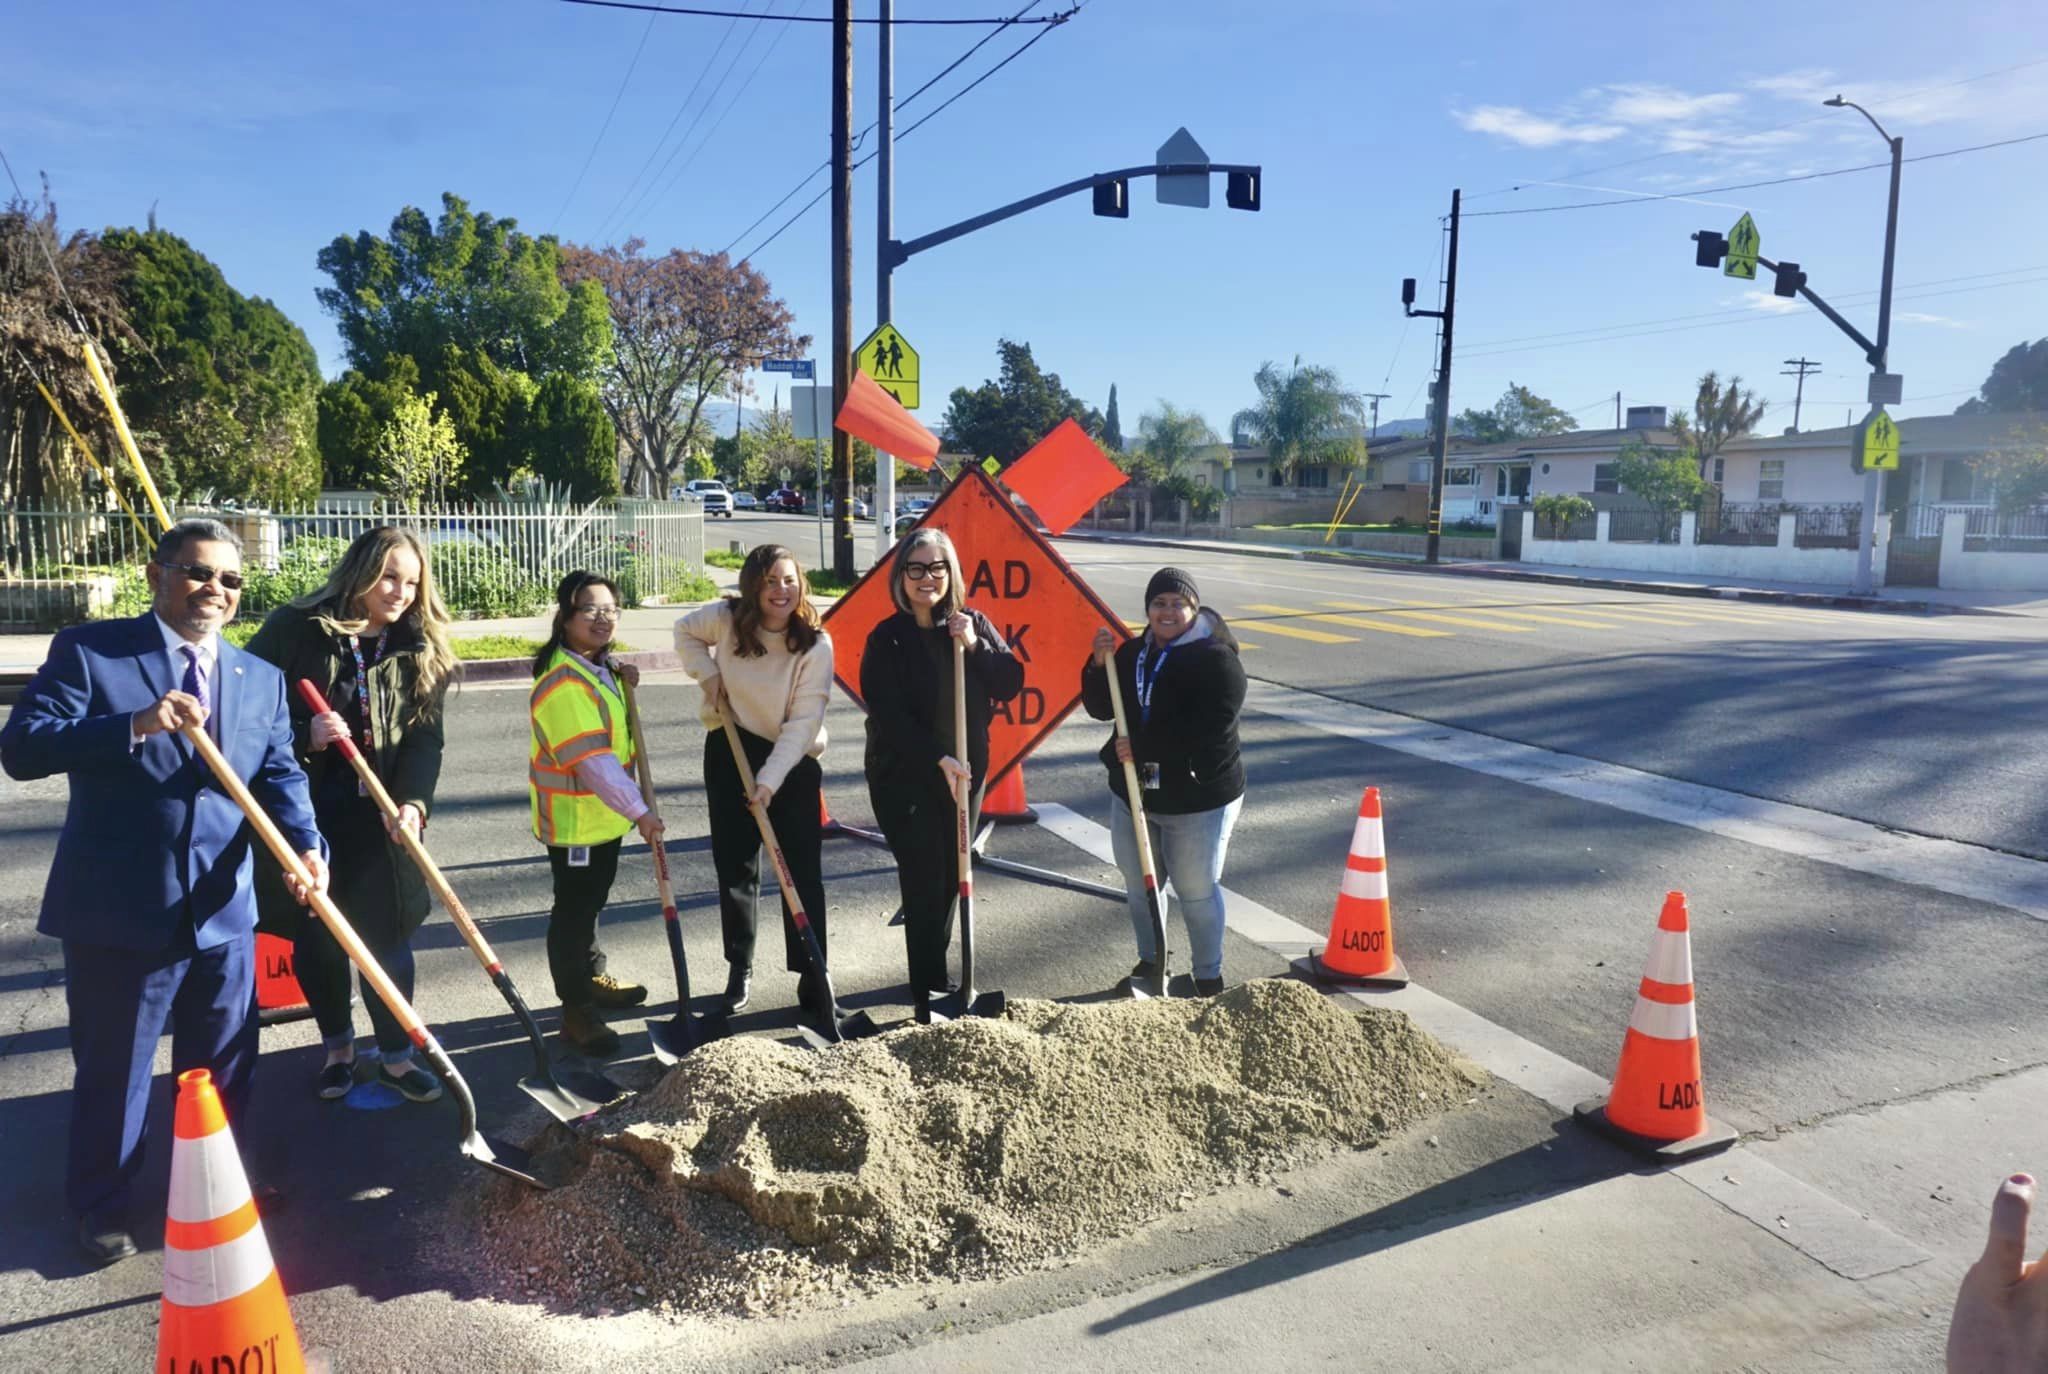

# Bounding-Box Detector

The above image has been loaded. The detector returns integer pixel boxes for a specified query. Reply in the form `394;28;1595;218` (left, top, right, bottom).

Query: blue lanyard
1133;642;1172;725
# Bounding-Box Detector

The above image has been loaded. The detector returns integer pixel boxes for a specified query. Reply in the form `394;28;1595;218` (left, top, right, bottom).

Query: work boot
1194;976;1226;998
1122;958;1161;994
721;963;752;1015
559;1003;621;1058
587;972;647;1008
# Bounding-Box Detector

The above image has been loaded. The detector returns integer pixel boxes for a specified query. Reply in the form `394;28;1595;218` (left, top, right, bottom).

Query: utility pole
1615;391;1622;429
1781;357;1821;432
872;0;896;565
1402;188;1460;565
830;0;855;579
1362;392;1391;440
1827;94;1903;597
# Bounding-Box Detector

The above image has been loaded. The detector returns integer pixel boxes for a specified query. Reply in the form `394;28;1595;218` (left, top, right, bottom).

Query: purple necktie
180;645;212;740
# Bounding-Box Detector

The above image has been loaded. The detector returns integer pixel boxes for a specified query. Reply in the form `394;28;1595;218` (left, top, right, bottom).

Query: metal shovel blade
516;1067;612;1124
462;1131;547;1189
928;987;1006;1020
647;1009;730;1067
795;1007;882;1050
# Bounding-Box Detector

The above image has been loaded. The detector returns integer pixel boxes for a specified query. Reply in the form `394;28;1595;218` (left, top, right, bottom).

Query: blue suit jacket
0;613;324;952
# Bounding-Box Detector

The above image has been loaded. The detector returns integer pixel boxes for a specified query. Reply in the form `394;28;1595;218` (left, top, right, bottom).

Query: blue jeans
1109;794;1242;981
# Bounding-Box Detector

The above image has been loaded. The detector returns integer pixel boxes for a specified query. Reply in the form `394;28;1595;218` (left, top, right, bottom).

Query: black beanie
1144;567;1200;607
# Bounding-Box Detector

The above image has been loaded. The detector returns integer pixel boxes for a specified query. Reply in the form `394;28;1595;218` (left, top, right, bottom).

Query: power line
560;0;1076;22
547;11;659;233
1463;131;2048;217
736;9;1075;261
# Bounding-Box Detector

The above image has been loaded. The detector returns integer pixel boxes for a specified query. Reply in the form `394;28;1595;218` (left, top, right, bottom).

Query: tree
1957;339;2048;414
1671;371;1766;476
527;373;619;501
1135;401;1218;476
317;357;423;492
1971;424;2048;513
558;239;803;498
1103;383;1123;452
941;339;1103;464
1;187;137;512
316;193;610;384
98;226;324;507
424;345;537;494
1454;383;1579;444
1230;356;1367;482
1615;441;1709;542
373;390;466;503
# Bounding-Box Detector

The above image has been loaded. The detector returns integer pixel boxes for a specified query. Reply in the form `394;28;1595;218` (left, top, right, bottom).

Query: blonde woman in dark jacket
247;526;456;1103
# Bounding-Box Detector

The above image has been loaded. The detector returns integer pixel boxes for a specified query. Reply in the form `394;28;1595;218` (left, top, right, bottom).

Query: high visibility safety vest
528;648;638;847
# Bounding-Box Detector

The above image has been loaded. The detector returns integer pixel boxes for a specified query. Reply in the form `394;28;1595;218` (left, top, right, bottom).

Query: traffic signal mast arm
883;161;1261;270
1689;233;1881;368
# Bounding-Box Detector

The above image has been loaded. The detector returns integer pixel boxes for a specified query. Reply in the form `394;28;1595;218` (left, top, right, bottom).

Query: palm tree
1672;371;1767;478
1230;356;1367;484
1136;401;1218;477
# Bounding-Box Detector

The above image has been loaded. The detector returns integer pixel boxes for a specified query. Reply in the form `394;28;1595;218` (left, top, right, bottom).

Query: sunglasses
158;560;245;592
902;560;949;581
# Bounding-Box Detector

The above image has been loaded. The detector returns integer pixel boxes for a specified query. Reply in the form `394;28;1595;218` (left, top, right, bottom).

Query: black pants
704;728;826;975
869;772;976;993
294;801;421;1057
545;837;623;1006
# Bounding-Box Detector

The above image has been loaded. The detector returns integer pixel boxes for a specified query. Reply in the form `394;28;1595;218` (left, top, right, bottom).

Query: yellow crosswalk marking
1237;617;1356;645
1380;609;1536;633
1455;606;1635;630
1244;603;1446;639
1323;598;1616;630
1590;603;1777;626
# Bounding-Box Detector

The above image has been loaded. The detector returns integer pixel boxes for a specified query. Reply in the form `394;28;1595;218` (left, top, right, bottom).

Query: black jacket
1080;608;1245;815
244;602;449;937
861;609;1024;791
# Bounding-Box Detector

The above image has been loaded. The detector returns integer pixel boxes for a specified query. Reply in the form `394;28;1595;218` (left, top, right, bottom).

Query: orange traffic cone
1574;892;1737;1160
1295;787;1409;989
983;765;1037;825
157;1068;307;1374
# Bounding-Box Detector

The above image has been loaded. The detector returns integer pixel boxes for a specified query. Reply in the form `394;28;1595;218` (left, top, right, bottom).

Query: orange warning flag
1296;787;1409;988
835;370;940;468
999;417;1130;536
157;1068;307;1373
1574;891;1737;1159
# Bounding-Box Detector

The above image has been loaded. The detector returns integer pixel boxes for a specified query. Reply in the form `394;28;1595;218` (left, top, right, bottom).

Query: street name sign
763;358;815;380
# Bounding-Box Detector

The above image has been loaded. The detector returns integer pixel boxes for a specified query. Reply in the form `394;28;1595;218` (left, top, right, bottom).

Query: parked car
765;487;805;513
731;491;759;510
683;478;734;518
824;496;871;519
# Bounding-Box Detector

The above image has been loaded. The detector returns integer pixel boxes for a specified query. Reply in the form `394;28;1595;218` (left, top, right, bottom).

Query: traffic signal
1226;168;1260;212
1401;277;1417;308
1772;260;1806;298
1093;177;1129;218
1693;230;1727;269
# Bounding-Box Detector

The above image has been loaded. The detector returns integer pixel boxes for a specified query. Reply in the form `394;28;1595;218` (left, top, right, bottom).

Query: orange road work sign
822;467;1129;784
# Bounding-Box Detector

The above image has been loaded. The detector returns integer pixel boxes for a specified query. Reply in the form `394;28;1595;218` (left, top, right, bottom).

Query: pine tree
1104;384;1124;452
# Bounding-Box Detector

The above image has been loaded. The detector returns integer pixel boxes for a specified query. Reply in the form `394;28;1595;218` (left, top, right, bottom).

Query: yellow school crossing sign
1858;407;1900;472
855;323;920;409
1723;212;1759;280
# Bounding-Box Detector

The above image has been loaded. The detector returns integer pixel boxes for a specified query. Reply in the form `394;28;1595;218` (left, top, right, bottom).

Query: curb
455;647;682;686
1057;530;2021;619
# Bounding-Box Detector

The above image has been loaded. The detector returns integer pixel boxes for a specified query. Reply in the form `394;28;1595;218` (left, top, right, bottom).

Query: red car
764;487;805;513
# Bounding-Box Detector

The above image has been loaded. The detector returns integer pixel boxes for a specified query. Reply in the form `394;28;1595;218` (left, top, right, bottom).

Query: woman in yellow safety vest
528;571;663;1057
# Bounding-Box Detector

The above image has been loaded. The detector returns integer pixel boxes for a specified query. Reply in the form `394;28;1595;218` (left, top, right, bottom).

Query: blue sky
6;0;2045;446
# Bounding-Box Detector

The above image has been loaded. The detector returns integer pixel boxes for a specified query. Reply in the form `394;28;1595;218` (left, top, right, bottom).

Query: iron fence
0;498;705;630
1791;504;1864;550
1696;502;1780;546
1607;507;1679;544
1534;511;1598;541
1962;505;2048;552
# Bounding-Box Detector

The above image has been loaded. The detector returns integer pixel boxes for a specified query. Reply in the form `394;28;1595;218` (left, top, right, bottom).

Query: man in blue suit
1;517;328;1266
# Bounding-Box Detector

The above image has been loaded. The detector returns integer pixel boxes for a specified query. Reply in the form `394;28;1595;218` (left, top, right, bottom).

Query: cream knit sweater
672;600;833;794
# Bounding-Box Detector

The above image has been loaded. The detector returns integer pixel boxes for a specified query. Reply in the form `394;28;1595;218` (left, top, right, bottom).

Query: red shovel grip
295;678;365;763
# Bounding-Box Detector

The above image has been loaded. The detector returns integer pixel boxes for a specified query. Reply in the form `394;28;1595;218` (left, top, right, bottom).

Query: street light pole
873;0;896;566
1827;95;1903;597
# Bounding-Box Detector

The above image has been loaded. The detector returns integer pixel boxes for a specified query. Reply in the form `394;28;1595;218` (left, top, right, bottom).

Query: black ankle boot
721;964;751;1015
797;972;846;1023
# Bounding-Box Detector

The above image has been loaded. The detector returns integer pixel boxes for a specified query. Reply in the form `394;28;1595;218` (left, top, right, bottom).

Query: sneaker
1122;959;1161;992
560;1003;621;1058
380;1062;443;1103
587;972;648;1008
316;1061;354;1101
1194;976;1226;997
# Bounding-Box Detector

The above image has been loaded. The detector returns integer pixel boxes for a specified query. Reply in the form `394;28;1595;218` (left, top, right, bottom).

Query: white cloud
1749;69;1837;99
1736;291;1804;315
1454;105;1624;147
1896;311;1971;329
1657;126;1807;154
1606;84;1742;123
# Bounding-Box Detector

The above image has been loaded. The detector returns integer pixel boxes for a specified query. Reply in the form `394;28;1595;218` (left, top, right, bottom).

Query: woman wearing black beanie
1080;566;1247;996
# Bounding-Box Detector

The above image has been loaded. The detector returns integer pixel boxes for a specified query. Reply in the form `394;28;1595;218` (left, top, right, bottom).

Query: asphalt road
3;516;2045;1369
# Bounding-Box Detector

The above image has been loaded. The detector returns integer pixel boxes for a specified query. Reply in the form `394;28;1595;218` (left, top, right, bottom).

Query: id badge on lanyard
347;633;385;795
1133;644;1169;790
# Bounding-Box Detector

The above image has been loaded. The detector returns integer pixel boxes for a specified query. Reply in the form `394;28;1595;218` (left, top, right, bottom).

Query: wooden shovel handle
294;680;503;973
617;674;678;914
1101;657;1159;880
716;706;815;931
952;636;971;878
180;722;432;1046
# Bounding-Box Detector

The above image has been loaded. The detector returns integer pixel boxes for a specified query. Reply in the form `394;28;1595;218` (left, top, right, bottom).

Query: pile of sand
474;978;1478;1316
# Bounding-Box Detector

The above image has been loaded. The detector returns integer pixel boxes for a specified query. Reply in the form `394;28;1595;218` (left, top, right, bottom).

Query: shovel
716;706;879;1049
1103;650;1170;999
925;636;1005;1022
618;673;727;1065
295;680;618;1123
182;720;544;1189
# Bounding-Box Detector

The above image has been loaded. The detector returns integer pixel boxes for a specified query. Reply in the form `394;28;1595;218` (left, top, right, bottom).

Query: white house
1452;407;1682;526
1716;411;2048;524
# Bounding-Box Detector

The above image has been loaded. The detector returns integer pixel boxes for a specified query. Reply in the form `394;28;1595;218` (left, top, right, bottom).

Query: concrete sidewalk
1058;528;2048;618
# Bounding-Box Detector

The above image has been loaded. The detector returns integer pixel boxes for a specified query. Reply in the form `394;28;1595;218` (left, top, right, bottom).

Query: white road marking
1033;801;1932;1281
1243;679;2048;922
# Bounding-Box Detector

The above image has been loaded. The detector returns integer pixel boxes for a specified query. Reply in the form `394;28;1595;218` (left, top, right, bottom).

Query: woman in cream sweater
674;544;837;1020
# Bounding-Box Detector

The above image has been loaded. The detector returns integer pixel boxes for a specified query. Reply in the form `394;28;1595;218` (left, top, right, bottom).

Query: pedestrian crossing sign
855;323;920;410
1857;407;1900;473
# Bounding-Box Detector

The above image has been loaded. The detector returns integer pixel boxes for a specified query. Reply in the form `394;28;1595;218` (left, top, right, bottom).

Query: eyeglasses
157;560;245;592
573;606;622;622
902;561;948;581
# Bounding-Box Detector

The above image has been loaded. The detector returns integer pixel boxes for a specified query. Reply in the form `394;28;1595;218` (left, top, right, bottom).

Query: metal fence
1696;502;1780;546
0;497;705;629
1607;507;1679;544
1961;505;2048;552
1791;504;1864;550
1535;510;1598;541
